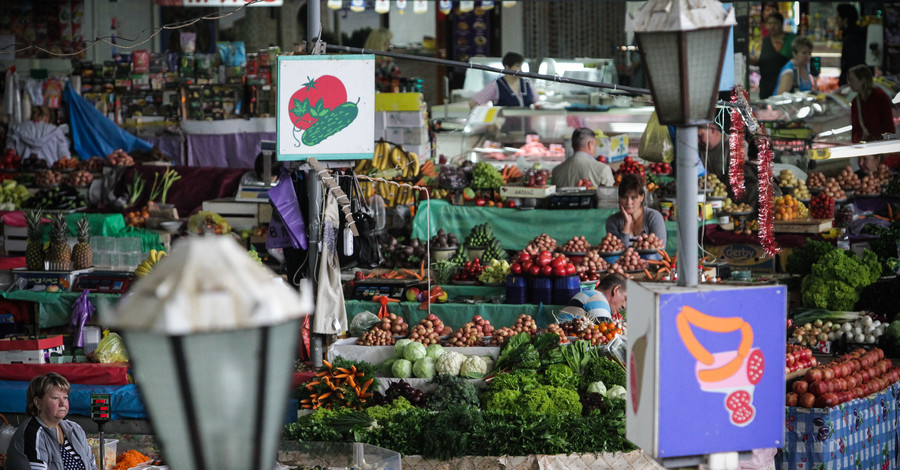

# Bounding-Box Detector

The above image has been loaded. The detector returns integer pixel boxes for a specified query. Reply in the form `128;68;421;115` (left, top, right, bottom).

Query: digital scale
236;140;276;202
72;271;135;294
91;393;112;470
353;278;421;301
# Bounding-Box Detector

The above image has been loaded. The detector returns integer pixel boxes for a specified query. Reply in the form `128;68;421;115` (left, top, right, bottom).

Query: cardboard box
597;133;629;163
706;244;776;273
0;335;63;351
499;185;557;199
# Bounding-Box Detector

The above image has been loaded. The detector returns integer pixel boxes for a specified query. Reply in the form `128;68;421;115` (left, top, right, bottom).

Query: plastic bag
349;311;380;337
93;330;130;363
638;111;674;163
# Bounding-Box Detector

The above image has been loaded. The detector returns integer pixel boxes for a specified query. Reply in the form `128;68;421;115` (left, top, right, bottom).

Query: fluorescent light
812;138;900;160
796;106;811;119
817;125;852;137
610;122;648;134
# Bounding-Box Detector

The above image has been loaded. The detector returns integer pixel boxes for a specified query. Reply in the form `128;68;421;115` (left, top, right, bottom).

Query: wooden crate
3;225;28;256
773;218;833;234
202;198;271;231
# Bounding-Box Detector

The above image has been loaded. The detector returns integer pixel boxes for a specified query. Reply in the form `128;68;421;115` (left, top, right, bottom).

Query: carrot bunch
298;358;377;410
500;164;522;182
643;249;677;280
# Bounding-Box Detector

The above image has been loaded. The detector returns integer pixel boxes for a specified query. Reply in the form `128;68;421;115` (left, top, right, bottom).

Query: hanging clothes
63;83;152;158
313;190;347;335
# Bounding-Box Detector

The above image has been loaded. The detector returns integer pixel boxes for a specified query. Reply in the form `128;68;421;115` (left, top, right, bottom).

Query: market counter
411;200;679;253
1;290;122;328
345;299;564;332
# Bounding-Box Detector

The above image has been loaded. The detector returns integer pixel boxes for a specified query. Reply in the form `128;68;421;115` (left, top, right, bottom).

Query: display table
2;211;127;238
411;199;680;253
345;299;563;332
0;362;130;385
778;381;900;470
0;380;145;419
119;165;247;217
1;290;122;328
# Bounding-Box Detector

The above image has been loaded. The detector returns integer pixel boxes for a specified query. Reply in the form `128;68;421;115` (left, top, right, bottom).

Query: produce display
125;206;150;228
106;149;135;167
523;233;557;256
785;344;817;374
722;200;752;214
614;156;645;180
431;260;457;284
576;249;609;282
379;312;409;336
597;233;625;253
558;317;623;345
463;223;493;248
446;315;495;346
856;175;881;196
34;169;63;187
63;170;93;187
776;169;802;190
298;358;376;410
700;174;727;198
790;319;843;348
0;179;32;209
524;167;550;187
648;162;672;175
774;195;807;221
0;149;21;170
559;236;590;253
452;258;484;282
800;249;881;310
835;165;861;191
874;163;894;186
52;157;80;170
21;186;88;211
20;155;49;171
79;156;105;172
613;247;648;272
371;379;427;407
408;313;450;345
381;236;428;269
477;259;510;284
820;178;846;202
809;193;835;219
545;323;570;344
632;233;664;251
430;228;458;248
357;327;395;346
489;314;538;345
806;171;827;189
471;162;504;189
134;250;167;277
837;315;886;345
786;348;897;408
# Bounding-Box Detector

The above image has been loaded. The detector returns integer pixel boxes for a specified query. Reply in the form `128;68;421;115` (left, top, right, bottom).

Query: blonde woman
776;36;816;95
847;64;896;143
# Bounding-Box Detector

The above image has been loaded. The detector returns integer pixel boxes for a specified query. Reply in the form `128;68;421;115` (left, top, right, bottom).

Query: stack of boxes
374;93;430;158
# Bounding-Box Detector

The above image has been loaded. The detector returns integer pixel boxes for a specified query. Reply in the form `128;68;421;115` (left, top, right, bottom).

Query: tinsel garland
728;104;746;200
754;133;779;256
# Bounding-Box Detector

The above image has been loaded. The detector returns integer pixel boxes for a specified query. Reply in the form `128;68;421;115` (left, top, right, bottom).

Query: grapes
472;162;504;189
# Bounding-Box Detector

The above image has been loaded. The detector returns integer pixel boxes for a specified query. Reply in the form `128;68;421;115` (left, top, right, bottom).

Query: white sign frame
276;54;375;161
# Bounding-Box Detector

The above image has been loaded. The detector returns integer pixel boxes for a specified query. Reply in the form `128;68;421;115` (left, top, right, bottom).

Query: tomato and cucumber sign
626;283;785;459
277;55;374;161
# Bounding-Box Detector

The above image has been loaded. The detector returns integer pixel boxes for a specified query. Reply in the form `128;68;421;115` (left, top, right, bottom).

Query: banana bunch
429;188;449;199
373;181;417;207
135;249;167;277
353;140;420;179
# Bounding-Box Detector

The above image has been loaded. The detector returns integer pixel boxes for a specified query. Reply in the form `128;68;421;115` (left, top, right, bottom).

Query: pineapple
72;216;92;270
24;209;44;271
47;213;71;270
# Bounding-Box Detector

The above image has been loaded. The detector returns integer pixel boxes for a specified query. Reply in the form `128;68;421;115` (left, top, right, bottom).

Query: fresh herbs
561;340;592;375
584;356;627;389
425;374;480;411
785;238;837;276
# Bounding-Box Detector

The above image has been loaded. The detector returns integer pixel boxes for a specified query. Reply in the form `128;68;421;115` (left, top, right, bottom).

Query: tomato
553;265;567;277
510;263;522;274
541;265;554;276
565;263;576;275
475;198;487;206
529;265;542;276
519;252;531;263
287;75;348;130
550;256;567;269
506;200;516;208
522;260;533;272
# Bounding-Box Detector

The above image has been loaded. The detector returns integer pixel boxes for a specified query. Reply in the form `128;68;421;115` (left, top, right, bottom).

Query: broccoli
801;249;882;311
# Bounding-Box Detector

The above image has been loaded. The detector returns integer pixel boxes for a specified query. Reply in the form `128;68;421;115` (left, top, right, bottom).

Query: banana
149;250;158;264
373;140;390;170
407;152;420;177
389;145;404;170
354;158;371;174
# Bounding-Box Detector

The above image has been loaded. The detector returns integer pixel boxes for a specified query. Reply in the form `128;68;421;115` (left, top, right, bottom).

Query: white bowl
159;221;182;233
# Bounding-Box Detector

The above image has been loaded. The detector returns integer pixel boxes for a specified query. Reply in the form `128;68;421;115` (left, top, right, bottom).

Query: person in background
6;372;99;470
752;11;794;100
759;2;779;37
776;36;816;95
847;64;896;144
469;52;535;108
551;127;614;188
5;107;70;166
837;4;867;86
606;173;666;249
855;155;888;179
558;273;628;323
365;28;401;93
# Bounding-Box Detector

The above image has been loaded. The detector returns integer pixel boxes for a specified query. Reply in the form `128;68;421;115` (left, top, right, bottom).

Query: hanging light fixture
375;0;390;14
413;0;428;14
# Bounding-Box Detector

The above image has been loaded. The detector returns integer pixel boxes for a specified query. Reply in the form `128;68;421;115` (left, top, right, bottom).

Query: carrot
658;267;670;274
401;268;422;279
346;375;357;388
360;378;374;394
322;360;333;369
420;259;425;278
644;269;653;279
318;391;332;400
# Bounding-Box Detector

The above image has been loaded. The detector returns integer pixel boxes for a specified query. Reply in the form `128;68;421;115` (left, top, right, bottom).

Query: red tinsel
728;105;746;201
755;134;780;256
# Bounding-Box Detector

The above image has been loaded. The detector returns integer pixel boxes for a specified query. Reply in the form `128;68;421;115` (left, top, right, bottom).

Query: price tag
809;148;831;160
526;134;541;144
549;143;564;154
468;106;500;125
816;340;831;354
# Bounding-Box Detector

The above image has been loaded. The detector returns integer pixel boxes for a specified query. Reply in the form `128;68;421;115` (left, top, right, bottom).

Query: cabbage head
394;339;413;357
426;344;445;359
587;381;607;396
392;358;413;378
460;355;488;379
607;385;627;401
435;350;466;376
413;357;436;379
404;341;427;362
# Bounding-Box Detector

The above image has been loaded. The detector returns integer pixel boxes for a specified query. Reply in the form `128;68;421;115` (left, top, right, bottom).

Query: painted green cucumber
301;99;359;146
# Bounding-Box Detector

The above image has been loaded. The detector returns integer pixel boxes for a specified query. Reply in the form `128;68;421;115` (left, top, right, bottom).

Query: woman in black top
754;12;794;100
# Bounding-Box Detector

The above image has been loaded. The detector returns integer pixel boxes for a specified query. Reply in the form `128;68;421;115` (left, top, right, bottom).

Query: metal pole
676;126;699;287
307;0;324;367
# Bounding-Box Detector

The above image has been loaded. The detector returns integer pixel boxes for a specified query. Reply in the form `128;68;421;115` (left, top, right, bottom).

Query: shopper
469;52;535;108
6;372;99;470
759;2;779;37
605;174;666;249
365;28;401;93
752;11;794;100
558;273;628;323
847;64;896;144
551;127;614;188
698;122;729;181
776;36;816;95
5;106;70;166
837;4;867;86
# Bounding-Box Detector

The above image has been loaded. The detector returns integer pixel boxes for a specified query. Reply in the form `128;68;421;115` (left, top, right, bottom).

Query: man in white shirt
551;127;614;188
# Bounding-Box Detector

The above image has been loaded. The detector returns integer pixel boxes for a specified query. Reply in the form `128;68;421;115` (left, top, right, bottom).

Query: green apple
405;287;420;302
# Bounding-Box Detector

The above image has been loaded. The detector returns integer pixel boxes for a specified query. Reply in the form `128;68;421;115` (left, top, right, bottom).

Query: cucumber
301;99;359;146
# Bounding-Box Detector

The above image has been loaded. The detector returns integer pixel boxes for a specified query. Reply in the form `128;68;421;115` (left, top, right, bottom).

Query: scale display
90;393;111;421
73;273;134;294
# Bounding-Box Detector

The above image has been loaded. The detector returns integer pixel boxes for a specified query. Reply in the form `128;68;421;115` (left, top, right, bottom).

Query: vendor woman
847;64;896;143
469;52;535;108
776;36;816;96
605;174;666;248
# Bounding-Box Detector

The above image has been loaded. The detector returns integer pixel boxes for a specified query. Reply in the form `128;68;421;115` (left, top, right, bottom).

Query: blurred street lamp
105;237;313;470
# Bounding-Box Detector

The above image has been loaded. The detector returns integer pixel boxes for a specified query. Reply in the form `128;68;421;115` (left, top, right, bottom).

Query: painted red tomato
288;75;348;130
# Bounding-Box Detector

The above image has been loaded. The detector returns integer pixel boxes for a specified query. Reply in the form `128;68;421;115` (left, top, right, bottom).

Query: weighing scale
236;140;276;202
72;271;135;294
91;393;111;470
353;278;421;301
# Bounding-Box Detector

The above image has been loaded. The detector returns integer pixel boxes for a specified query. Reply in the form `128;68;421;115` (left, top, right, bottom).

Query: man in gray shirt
551;127;615;188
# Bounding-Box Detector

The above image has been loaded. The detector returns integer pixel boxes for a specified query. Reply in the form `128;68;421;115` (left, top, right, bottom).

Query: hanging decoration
481;1;495;9
327;0;342;10
439;0;452;14
375;0;390;14
395;0;407;14
413;0;428;14
459;1;475;13
755;132;779;256
728;88;746;201
350;0;365;13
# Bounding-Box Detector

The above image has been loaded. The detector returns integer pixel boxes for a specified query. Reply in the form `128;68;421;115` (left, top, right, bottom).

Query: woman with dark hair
759;2;779;37
837;4;866;86
752;11;794;99
469;52;535;108
605;173;666;249
847;64;896;143
6;373;99;470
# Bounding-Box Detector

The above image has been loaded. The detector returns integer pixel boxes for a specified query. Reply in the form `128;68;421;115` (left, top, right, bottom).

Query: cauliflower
460;355;488;378
435;351;466;376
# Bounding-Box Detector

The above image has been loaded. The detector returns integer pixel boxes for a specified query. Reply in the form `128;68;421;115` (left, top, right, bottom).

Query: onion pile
806;171;827;188
857;175;881;196
357;327;395;346
408;313;450;346
597;233;625;253
523;233;557;256
446;314;494;347
837;315;885;345
613;247;648;272
378;313;409;336
79;157;105;172
633;233;664;250
34;169;63;187
576;249;609;282
545;323;570;344
835;165;860;190
821;177;846;199
64;170;93;187
559;236;590;252
790;319;841;347
875;163;894;186
106;149;135;166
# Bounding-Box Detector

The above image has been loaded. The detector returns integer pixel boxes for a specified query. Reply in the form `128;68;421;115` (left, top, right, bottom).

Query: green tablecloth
2;290;122;328
346;299;564;331
411;199;680;253
66;213;126;238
